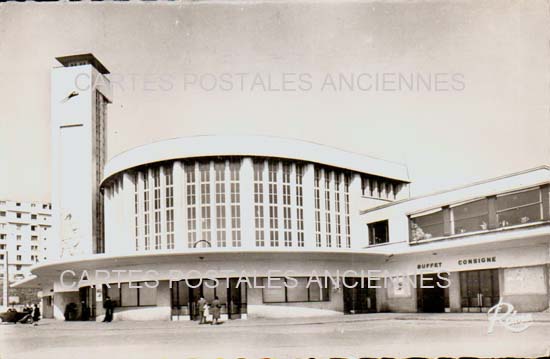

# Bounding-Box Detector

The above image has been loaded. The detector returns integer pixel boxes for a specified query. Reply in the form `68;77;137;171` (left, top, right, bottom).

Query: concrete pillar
449;271;461;312
376;286;388;312
157;281;172;321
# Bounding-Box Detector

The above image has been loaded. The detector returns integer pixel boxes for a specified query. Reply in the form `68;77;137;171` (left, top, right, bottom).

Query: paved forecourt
1;314;550;358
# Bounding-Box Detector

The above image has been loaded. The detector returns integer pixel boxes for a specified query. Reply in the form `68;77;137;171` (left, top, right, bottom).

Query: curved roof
102;135;409;184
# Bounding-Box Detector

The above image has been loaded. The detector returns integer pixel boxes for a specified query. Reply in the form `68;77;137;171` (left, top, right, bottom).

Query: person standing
211;296;221;325
103;296;114;323
197;296;207;324
32;304;41;325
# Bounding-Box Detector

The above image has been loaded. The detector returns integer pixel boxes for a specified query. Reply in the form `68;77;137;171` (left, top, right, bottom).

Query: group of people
197;295;222;325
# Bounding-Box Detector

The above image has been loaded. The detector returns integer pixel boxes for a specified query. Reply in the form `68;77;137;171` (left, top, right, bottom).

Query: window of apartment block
16;255;21;261
16;202;21;206
31;214;37;220
0;234;5;240
31;235;38;241
16;265;22;271
16;235;21;241
16;213;21;218
31;226;36;231
0;211;5;216
368;220;389;245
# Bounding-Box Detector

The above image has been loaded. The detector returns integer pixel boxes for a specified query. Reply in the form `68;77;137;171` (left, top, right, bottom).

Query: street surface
1;314;550;358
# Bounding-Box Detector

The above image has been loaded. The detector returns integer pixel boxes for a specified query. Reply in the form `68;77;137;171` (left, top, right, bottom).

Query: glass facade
229;161;241;247
253;161;265;247
165;167;175;250
268;161;279;247
105;156;371;252
314;169;322;247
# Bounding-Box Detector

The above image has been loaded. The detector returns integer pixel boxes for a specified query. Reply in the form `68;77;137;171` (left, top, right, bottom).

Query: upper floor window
368;220;389;245
410;185;547;243
496;188;542;227
452;198;489;234
410;209;445;241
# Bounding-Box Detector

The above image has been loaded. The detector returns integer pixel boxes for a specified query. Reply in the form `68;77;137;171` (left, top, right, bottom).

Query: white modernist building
14;54;550;321
0;200;51;282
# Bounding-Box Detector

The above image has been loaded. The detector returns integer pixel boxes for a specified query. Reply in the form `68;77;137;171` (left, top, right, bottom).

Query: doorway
460;269;499;312
78;286;96;320
171;278;247;320
343;278;377;314
416;273;448;313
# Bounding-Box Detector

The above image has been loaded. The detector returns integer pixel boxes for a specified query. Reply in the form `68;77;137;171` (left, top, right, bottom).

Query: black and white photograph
0;0;549;358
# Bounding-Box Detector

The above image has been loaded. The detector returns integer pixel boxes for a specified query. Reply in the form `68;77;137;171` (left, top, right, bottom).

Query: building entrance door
171;278;246;320
78;286;96;320
228;278;247;319
187;279;202;320
343;278;377;314
460;269;499;312
416;273;448;313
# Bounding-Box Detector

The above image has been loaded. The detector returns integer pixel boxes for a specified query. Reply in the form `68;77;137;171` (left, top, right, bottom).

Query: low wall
248;304;343;319
96;306;171;321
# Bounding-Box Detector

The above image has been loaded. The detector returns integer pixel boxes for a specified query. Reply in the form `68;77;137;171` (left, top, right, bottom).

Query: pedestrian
197;296;207;324
103;296;114;323
32;304;41;325
211;295;221;325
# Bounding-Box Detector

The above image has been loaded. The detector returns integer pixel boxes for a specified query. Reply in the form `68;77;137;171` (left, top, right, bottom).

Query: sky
0;0;548;203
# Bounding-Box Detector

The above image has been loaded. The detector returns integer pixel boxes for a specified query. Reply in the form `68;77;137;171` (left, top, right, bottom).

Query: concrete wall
41;295;54;319
376;275;417;312
53;291;80;320
500;265;549;312
96;280;171;321
247;281;344;317
448;271;461;312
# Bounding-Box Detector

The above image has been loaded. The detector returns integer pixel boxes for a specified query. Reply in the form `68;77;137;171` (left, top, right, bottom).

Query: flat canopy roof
102;135;410;184
55;53;110;74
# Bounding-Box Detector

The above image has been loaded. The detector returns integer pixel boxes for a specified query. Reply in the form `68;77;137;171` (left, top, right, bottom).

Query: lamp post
0;250;7;309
